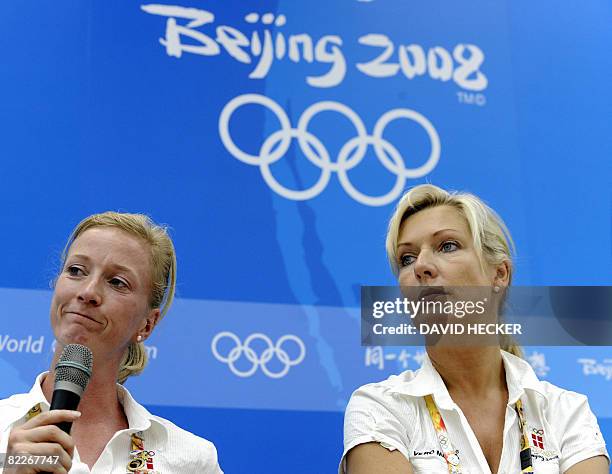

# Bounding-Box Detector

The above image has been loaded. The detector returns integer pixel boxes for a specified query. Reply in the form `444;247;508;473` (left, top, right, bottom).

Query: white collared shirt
0;373;223;474
341;350;609;474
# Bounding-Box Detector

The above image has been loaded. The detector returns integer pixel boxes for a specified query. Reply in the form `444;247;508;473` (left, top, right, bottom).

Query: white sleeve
202;442;223;474
339;384;414;474
178;434;223;474
550;391;610;472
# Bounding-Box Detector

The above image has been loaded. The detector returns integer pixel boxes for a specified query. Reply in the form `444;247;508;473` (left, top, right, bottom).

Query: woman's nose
413;250;438;283
77;277;102;305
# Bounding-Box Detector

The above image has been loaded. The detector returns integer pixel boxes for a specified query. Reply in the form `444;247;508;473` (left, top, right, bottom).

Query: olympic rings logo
219;94;441;206
211;331;306;378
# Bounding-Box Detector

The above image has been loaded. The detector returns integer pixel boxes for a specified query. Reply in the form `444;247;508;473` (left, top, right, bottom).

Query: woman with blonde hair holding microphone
341;184;609;473
0;212;222;473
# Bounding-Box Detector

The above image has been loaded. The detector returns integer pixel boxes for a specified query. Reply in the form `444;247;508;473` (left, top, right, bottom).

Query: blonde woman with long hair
341;185;609;474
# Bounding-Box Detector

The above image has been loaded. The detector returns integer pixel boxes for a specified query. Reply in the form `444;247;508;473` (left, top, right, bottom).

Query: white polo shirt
341;350;609;474
0;373;223;474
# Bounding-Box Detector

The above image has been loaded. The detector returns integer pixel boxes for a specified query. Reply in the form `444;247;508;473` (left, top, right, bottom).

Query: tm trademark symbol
457;91;486;106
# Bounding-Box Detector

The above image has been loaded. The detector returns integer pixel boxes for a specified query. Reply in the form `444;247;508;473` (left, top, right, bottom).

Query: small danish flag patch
531;433;544;449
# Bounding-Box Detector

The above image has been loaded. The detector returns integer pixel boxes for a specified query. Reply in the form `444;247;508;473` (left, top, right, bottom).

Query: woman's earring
137;335;143;342
493;286;501;293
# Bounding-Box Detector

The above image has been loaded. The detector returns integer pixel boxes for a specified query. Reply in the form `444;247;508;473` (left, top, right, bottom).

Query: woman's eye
400;254;416;267
109;278;128;289
66;265;84;276
441;241;459;252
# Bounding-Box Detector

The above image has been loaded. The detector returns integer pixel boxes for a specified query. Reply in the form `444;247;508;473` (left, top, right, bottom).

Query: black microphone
49;344;93;434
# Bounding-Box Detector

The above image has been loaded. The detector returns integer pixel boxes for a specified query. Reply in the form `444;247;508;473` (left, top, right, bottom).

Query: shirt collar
19;372;167;441
501;350;546;404
387;353;456;410
387;349;546;410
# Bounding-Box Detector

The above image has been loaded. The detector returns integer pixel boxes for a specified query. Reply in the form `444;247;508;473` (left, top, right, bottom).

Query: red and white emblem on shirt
531;433;544;449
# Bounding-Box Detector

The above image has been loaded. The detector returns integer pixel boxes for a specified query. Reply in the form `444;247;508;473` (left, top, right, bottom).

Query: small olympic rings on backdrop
218;94;441;206
211;331;306;378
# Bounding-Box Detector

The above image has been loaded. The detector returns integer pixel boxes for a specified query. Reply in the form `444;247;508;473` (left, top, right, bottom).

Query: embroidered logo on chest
528;426;560;462
530;427;544;449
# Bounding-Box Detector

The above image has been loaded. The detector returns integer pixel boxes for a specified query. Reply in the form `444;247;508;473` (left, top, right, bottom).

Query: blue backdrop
0;1;610;472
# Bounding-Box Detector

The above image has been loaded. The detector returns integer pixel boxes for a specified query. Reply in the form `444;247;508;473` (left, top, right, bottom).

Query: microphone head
54;344;93;395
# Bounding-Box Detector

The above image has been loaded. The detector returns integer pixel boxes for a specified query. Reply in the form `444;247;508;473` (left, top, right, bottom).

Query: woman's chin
55;329;94;348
